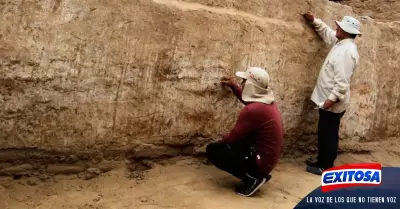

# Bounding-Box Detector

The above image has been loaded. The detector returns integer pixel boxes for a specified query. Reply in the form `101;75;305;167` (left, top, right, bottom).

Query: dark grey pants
317;109;345;169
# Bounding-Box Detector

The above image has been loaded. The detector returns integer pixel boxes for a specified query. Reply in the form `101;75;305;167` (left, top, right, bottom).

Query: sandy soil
1;140;400;209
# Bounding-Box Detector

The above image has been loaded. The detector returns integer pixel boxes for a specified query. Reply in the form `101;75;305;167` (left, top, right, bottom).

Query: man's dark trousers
317;109;345;169
206;141;265;183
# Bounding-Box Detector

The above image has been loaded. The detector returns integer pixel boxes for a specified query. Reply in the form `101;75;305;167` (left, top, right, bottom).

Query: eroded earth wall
1;0;399;158
342;0;400;21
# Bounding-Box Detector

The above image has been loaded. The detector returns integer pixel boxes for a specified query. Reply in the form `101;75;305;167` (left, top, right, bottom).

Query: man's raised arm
303;12;338;46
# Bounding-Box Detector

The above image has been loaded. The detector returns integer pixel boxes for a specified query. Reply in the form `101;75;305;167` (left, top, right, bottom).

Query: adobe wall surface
342;0;400;21
0;0;399;159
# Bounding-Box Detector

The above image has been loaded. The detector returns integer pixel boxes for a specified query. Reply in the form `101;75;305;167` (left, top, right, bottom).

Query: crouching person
206;67;284;197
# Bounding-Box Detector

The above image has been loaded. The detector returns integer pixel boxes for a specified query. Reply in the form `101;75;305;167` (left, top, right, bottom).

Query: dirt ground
1;139;399;209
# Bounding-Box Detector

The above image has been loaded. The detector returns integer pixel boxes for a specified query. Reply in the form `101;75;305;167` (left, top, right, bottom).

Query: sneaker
235;174;271;197
306;166;326;176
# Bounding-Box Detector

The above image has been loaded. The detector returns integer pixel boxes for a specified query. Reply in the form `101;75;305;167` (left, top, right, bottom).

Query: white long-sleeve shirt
310;18;360;113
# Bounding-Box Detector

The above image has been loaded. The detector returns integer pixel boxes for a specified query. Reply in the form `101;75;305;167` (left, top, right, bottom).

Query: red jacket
223;83;284;176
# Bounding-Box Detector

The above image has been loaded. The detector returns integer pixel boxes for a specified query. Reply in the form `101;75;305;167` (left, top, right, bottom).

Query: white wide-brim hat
235;67;275;104
335;16;362;35
235;67;270;88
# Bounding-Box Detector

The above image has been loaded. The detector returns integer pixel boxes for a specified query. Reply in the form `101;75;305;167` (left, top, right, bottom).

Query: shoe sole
236;178;267;197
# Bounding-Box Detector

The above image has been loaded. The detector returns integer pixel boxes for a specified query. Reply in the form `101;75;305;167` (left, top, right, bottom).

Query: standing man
206;67;284;197
302;12;362;175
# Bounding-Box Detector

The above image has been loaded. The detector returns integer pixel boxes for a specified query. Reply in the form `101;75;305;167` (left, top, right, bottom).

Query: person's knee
206;142;228;164
205;143;213;154
206;143;219;160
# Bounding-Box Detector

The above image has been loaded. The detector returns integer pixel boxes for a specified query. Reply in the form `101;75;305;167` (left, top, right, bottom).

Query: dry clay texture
0;0;399;156
342;0;400;21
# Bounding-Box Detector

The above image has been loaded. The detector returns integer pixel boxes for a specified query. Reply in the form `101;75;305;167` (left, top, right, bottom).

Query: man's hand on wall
221;76;236;87
303;12;315;24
